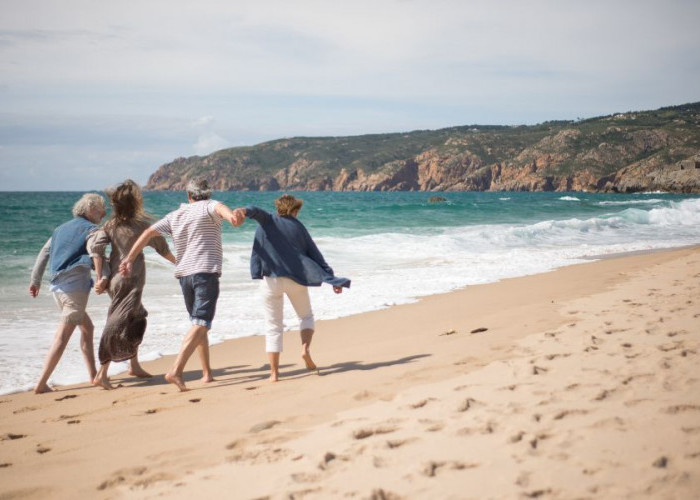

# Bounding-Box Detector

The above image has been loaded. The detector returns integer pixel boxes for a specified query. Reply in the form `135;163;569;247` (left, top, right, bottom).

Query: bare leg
35;322;76;394
268;352;280;382
197;333;214;383
165;325;208;392
78;315;97;382
92;362;114;390
300;329;317;371
129;353;152;378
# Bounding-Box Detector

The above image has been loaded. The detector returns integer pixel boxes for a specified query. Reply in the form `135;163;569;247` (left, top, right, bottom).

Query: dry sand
1;246;699;499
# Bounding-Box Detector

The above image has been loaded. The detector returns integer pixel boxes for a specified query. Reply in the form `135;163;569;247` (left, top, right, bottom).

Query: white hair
72;193;105;218
186;178;212;201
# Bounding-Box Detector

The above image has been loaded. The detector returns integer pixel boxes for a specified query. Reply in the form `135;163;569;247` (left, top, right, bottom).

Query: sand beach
1;246;699;499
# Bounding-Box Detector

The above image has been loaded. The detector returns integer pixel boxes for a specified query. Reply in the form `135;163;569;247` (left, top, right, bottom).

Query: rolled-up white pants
261;276;315;353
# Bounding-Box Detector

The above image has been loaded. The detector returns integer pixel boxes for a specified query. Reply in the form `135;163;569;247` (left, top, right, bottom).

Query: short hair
186;178;212;201
72;193;105;218
275;194;303;216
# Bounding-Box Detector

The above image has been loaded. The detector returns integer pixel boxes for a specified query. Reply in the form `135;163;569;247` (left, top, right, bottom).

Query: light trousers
261;276;315;353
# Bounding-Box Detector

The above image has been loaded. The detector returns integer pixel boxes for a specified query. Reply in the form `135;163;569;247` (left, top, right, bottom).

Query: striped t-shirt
151;200;223;278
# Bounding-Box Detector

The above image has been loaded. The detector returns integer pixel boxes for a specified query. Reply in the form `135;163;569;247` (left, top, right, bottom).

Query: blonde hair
275;194;303;216
72;193;105;218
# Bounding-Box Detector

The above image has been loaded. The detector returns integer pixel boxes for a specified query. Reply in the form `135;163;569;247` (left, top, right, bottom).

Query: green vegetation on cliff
146;102;700;193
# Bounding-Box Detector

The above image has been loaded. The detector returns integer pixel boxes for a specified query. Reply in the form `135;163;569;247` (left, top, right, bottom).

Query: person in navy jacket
234;194;350;382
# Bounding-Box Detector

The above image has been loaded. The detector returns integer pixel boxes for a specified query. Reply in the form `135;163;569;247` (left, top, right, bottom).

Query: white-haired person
233;194;350;382
120;178;244;392
29;193;108;394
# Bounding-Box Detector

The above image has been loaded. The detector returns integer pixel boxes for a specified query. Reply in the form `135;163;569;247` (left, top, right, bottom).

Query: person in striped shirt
119;179;244;391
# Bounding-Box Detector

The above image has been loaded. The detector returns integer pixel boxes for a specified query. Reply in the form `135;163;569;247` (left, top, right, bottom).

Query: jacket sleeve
244;205;271;225
30;238;51;287
302;227;351;288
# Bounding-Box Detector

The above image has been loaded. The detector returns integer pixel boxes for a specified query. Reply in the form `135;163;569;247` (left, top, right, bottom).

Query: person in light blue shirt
29;193;107;394
234;194;350;382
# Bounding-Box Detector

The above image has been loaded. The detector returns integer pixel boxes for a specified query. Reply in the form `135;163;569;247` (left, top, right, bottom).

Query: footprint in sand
66;420;80;425
189;398;201;403
408;398;435;409
97;466;148;491
0;463;11;468
145;409;158;414
55;394;77;401
1;433;26;441
386;438;417;449
352;426;397;440
664;404;700;414
457;398;478;412
419;419;444;432
13;406;37;415
36;446;51;454
249;420;281;433
509;431;526;443
422;460;477;477
553;409;589;420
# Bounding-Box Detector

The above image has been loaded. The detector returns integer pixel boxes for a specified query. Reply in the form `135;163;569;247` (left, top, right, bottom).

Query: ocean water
1;190;699;394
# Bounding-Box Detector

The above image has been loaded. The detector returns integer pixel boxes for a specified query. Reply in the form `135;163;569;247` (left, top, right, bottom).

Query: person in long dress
88;180;175;390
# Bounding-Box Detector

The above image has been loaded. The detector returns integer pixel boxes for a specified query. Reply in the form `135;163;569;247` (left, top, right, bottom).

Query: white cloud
0;0;699;189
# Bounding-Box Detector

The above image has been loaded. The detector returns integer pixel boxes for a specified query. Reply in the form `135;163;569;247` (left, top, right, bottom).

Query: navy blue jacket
245;206;350;288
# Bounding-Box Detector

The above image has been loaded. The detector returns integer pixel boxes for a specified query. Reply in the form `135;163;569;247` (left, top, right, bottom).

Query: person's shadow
111;353;431;390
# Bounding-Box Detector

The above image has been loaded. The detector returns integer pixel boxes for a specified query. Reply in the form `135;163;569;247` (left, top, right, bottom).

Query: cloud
192;115;229;155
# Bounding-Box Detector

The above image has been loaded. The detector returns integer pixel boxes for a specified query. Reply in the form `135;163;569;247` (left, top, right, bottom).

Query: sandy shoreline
1;246;699;499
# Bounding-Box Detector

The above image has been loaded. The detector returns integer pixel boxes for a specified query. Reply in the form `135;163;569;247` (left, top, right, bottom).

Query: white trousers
261;276;315;353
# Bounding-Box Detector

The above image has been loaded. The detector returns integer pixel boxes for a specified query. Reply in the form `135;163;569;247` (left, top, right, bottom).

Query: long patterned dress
88;219;170;365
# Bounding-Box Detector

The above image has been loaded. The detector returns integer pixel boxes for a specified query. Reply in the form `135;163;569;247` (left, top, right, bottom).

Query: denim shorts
179;273;220;329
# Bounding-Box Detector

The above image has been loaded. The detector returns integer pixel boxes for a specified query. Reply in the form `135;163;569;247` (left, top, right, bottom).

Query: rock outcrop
146;102;700;193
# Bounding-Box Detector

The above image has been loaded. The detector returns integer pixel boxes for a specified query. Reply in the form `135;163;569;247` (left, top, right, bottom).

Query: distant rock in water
429;196;447;203
145;102;700;194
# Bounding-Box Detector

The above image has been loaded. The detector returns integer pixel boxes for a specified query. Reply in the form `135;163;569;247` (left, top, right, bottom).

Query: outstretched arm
119;226;161;277
216;203;245;227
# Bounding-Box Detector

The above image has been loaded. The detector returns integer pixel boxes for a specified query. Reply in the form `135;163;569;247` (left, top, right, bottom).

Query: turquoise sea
1;190;700;394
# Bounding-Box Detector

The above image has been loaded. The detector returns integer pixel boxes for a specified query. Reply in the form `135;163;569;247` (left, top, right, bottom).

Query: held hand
29;285;40;298
119;260;133;278
95;278;109;295
333;286;343;294
231;208;245;227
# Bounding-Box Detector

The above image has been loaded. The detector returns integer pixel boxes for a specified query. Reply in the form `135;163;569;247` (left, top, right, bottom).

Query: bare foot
201;374;215;384
269;371;279;383
129;367;152;378
302;351;317;371
165;372;188;392
34;384;54;394
92;376;114;390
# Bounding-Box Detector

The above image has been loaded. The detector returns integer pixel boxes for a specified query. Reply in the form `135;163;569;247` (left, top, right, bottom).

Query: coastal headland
1;246;699;499
146;102;700;194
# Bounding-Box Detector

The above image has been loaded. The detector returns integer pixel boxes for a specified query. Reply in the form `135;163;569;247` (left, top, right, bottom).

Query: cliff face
146;103;700;193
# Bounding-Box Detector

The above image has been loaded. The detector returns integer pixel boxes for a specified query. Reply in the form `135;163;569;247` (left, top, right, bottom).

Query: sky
1;0;699;191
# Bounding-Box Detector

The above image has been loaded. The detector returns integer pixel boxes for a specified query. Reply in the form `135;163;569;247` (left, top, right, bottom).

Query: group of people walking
29;179;350;393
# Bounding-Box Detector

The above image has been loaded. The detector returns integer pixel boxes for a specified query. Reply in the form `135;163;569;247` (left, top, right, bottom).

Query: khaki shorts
52;291;90;325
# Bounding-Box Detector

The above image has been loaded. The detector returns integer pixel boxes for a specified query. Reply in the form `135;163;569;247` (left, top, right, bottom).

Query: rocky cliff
146;102;700;193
